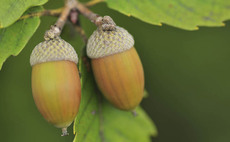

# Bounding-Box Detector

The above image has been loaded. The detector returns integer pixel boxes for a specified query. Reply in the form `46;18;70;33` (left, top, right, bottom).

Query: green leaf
73;57;157;142
105;0;230;30
0;0;47;28
0;7;41;70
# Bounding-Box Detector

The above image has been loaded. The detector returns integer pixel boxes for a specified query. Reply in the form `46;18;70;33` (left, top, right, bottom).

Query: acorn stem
44;0;77;40
132;110;138;117
75;1;99;24
37;0;117;41
75;1;116;30
56;0;77;30
61;127;69;136
95;16;116;31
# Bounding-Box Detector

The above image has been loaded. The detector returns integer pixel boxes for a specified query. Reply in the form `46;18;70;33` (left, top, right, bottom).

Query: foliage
0;0;47;28
106;0;230;30
0;7;42;70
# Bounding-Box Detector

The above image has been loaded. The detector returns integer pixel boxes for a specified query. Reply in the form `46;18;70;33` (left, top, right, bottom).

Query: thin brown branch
19;8;63;20
44;0;77;40
19;0;103;21
74;1;116;30
55;0;77;30
75;1;99;25
85;0;105;7
19;0;114;30
39;0;116;41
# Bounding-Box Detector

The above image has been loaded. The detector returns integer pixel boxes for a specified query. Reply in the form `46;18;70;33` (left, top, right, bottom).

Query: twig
20;0;115;31
55;0;77;30
19;0;101;21
85;0;105;7
19;8;63;20
75;1;99;25
44;0;77;40
74;1;116;31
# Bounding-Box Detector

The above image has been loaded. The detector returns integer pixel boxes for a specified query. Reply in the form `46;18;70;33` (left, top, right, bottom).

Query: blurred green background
1;0;230;142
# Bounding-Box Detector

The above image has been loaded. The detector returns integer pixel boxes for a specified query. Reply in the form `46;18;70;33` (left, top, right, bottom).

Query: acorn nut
87;16;144;111
30;30;81;136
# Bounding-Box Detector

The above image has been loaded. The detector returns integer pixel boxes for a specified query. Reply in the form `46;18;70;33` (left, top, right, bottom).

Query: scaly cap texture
87;26;134;59
30;37;78;66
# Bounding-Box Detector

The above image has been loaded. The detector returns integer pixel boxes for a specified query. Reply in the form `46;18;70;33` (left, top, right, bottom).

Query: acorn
30;26;81;136
87;16;144;111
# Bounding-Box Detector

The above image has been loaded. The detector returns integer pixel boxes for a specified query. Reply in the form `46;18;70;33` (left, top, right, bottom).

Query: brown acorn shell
31;60;81;128
91;47;144;110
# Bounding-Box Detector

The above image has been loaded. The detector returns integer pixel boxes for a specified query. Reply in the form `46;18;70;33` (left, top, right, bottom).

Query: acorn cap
30;37;78;66
87;26;134;59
